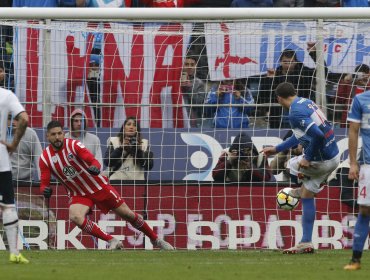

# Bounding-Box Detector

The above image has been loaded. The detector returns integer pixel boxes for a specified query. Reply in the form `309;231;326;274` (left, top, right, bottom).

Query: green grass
0;250;368;280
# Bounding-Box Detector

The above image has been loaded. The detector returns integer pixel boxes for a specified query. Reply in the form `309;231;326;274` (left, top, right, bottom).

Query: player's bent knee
69;212;85;226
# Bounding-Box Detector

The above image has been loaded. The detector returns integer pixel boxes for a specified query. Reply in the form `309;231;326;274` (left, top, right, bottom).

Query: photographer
212;133;272;183
104;117;153;181
205;79;254;128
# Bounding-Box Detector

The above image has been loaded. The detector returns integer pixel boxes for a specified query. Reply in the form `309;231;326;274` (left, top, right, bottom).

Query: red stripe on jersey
41;138;108;196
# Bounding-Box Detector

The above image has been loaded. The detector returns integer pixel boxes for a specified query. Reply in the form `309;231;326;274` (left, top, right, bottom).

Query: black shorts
0;171;15;205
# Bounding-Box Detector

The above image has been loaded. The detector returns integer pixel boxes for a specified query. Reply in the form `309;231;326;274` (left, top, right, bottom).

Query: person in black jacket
212;132;272;183
258;43;327;128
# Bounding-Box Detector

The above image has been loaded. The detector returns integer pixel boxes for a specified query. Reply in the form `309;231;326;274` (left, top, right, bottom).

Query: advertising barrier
9;183;360;251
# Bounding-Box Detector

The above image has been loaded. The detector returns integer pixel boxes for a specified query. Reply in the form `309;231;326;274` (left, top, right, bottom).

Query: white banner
206;21;370;81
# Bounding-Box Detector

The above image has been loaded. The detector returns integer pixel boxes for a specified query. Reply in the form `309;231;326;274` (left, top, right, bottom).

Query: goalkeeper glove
87;165;100;176
43;187;53;199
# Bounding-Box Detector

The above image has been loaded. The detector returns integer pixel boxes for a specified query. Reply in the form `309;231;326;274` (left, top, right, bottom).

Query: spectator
104;117;153;181
181;52;206;128
231;0;273;6
274;0;304;6
206;79;254;128
8;114;42;183
212;132;272;183
335;64;370;127
258;43;325;128
13;0;57;7
65;109;103;167
86;54;101;126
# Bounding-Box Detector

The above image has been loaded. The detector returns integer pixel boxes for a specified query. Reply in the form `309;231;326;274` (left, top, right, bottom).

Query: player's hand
298;158;310;169
348;163;360;181
261;146;277;157
87;165;100;176
43;187;53;199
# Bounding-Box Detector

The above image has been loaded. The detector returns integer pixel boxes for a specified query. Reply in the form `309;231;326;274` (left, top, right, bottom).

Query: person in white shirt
0;87;29;264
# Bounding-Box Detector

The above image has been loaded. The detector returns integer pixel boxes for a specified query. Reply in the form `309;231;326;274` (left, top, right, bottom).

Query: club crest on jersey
63;166;77;177
300;120;305;127
67;153;74;160
52;156;58;163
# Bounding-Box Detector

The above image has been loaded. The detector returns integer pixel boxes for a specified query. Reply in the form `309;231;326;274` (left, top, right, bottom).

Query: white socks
3;207;19;255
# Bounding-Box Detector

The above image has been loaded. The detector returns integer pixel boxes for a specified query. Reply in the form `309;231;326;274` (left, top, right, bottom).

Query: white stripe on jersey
64;139;100;193
67;139;102;191
293;127;306;139
40;154;49;168
47;146;82;196
362;113;370;129
61;144;91;194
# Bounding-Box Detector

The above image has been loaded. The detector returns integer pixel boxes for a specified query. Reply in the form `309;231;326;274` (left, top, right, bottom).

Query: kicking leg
114;203;174;250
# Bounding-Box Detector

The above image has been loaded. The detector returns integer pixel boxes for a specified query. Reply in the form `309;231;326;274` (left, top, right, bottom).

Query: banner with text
9;184;361;250
206;21;370;80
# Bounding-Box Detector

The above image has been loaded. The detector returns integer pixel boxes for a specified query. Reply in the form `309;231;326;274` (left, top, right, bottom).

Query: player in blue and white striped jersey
263;82;340;254
344;88;370;270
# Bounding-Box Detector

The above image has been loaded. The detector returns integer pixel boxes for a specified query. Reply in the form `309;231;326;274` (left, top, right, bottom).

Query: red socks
131;213;158;242
80;218;113;241
80;214;158;243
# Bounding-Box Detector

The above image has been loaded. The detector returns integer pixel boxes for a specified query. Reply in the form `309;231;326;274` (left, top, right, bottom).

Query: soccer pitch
0;250;368;280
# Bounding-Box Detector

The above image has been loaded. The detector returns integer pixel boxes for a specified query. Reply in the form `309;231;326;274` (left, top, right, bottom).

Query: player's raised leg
113;203;174;250
69;203;122;249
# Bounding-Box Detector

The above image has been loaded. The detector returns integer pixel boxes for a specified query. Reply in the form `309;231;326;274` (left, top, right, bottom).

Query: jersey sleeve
7;92;25;117
74;140;101;169
39;153;51;193
289;107;315;133
347;96;362;123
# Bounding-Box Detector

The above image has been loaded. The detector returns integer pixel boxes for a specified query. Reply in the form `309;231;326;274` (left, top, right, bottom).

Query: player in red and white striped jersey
39;120;174;250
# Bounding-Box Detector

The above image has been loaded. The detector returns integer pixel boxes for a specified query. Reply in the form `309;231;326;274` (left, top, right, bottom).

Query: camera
219;84;234;93
129;137;138;146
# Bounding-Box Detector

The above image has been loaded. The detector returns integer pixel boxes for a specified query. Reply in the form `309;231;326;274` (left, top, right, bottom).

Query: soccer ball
276;187;299;211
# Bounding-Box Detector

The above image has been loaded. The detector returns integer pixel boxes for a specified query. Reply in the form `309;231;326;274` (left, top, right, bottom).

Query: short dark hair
279;49;298;62
275;82;297;98
185;50;198;63
47;120;63;132
354;64;370;74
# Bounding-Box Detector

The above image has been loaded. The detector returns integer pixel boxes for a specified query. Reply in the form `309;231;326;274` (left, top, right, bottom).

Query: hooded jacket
65;109;103;167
